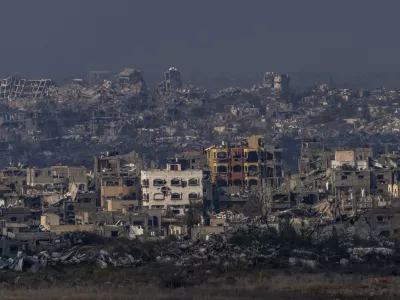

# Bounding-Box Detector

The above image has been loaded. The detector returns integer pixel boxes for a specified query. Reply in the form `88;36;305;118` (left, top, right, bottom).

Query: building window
247;151;258;162
217;179;227;187
249;179;258;186
217;165;227;173
377;216;384;223
377;175;384;180
10;217;17;222
67;205;74;211
143;193;149;200
189;192;199;200
188;178;199;186
233;179;242;186
217;152;227;159
171;178;181;186
153;179;164;186
123;179;135;187
341;176;347;180
233;165;242;173
171;193;182;200
170;164;179;171
233;152;242;159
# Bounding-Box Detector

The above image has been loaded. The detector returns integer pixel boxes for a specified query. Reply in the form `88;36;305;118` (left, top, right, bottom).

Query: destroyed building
262;72;290;91
26;165;88;193
0;76;52;100
116;68;146;94
94;151;143;211
159;67;182;92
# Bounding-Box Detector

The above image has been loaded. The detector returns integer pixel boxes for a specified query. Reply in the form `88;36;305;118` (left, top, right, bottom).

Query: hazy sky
0;0;398;83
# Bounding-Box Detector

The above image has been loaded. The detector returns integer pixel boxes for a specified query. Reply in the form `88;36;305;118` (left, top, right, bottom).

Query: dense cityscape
3;1;400;299
0;68;399;293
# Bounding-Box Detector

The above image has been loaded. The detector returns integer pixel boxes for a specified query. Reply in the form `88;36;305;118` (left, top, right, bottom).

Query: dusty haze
0;0;399;86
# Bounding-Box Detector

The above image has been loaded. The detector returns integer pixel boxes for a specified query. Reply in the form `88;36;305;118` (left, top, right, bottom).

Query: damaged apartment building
0;76;52;100
293;140;400;213
116;68;146;94
158;67;182;93
94;151;144;212
141;161;203;216
24;165;96;223
205;135;285;210
262;72;290;92
26;165;88;194
206;135;283;188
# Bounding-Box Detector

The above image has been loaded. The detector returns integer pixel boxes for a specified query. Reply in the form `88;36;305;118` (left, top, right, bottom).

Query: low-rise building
26;165;88;193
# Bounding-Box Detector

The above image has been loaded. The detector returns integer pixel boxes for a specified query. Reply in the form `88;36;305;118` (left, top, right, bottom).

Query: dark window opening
10;217;17;222
249;179;258;186
188;178;199;186
217;152;227;159
189;193;199;200
171;178;181;186
171;193;181;200
170;164;179;171
111;231;118;237
217;179;227;187
123;179;134;187
341;176;347;180
379;230;390;237
247;151;258;162
217;165;227;173
266;152;274;160
233;179;242;186
233;165;242;173
153;179;164;186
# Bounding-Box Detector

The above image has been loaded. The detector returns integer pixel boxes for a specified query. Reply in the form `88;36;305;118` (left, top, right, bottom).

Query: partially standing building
141;162;203;216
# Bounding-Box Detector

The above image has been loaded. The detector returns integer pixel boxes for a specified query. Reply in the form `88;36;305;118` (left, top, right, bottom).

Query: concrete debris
0;244;144;272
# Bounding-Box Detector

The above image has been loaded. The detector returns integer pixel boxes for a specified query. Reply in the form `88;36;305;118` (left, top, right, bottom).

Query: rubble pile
0;225;399;274
0;245;145;273
157;233;277;269
157;225;400;272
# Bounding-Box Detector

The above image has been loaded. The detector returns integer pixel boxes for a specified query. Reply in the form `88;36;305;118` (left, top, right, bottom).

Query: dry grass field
1;272;400;300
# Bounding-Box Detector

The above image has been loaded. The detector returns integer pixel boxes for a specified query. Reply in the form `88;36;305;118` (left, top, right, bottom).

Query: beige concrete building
141;164;203;215
26;165;88;192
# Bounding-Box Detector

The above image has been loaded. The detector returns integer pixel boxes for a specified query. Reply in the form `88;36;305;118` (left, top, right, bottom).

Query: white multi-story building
141;164;203;215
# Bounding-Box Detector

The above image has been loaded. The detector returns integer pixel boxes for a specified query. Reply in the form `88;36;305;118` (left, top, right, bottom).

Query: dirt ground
1;268;400;300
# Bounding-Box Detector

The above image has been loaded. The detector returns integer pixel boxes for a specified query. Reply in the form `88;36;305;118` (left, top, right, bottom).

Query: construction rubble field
2;225;400;299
